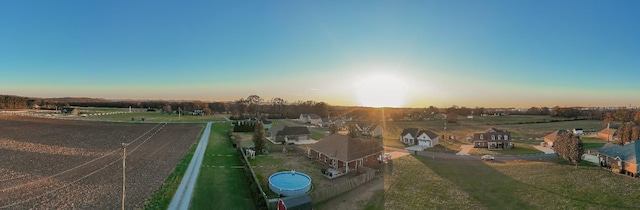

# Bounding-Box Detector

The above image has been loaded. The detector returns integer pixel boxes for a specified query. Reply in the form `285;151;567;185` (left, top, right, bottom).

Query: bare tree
603;112;615;125
632;126;640;142
202;107;212;115
162;104;172;114
269;97;287;116
234;98;249;116
634;110;640;125
246;95;262;116
614;108;632;122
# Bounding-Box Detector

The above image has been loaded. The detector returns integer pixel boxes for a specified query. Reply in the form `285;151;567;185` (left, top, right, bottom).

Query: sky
1;1;639;108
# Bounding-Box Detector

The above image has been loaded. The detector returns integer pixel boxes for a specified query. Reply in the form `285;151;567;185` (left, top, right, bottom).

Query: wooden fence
239;147;269;210
309;166;377;203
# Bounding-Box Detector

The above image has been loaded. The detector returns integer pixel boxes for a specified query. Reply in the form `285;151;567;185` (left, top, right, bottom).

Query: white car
481;155;495;161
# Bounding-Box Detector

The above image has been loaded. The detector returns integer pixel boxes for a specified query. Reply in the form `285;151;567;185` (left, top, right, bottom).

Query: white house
573;128;584;135
400;128;439;148
299;113;322;126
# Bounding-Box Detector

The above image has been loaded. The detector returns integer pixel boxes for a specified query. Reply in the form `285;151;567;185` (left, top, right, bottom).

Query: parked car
481;155;495;161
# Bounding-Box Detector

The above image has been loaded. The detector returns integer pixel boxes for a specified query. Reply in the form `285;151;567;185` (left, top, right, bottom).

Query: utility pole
607;123;610;143
122;143;126;210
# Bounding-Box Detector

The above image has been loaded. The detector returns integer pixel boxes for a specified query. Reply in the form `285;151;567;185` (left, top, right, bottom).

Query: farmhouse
598;141;640;177
543;130;569;147
270;125;310;144
400;128;439;148
299;113;322;126
473;128;513;150
61;107;79;115
307;134;383;176
598;128;618;141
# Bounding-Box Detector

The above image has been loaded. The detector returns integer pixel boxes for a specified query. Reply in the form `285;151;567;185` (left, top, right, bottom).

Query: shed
277;195;313;210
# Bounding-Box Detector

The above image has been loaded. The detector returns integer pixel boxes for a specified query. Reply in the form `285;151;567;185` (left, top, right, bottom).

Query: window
498;135;502;140
491;135;495;140
504;135;509;140
480;134;483;140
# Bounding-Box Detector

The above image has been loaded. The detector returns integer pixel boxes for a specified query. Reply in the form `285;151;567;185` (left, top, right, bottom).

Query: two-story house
473;128;513;150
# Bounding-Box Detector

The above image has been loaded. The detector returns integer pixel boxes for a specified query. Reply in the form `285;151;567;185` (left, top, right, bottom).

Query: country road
168;122;212;210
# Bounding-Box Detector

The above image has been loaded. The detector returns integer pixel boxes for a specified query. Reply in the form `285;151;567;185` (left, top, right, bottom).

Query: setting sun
354;73;409;108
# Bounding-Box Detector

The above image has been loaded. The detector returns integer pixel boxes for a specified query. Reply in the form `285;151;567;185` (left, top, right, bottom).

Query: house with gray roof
307;134;383;175
473;128;512;150
270;125;310;144
598;141;640;177
400;128;439;148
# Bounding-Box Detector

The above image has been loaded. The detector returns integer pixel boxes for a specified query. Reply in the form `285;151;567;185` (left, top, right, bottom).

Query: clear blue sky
1;1;639;107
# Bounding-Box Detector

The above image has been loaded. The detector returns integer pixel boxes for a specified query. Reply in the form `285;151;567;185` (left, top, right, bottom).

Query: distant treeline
0;94;629;123
0;95;69;109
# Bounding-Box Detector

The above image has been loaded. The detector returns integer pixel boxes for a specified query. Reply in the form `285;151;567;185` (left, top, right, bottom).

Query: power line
0;122;164;193
1;120;171;208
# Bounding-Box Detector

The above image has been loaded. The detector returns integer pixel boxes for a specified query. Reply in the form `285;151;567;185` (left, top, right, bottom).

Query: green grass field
85;112;229;122
78;107;147;112
468;144;542;155
190;123;255;209
379;155;640;209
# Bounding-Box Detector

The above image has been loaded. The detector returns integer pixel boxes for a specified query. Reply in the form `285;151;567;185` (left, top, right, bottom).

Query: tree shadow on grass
416;156;635;209
415;157;533;209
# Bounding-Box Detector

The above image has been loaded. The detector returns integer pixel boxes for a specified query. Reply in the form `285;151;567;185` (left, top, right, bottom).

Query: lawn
190;123;255;210
582;136;608;148
378;155;640;209
468;144;542;155
424;144;457;153
233;132;255;148
310;131;326;140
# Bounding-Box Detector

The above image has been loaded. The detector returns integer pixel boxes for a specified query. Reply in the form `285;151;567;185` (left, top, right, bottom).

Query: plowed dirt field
0;116;203;209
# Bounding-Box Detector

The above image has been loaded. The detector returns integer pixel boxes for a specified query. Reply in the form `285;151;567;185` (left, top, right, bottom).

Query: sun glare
354;74;409;108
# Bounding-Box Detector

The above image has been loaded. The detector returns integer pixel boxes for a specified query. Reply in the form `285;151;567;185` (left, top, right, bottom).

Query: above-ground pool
269;171;312;197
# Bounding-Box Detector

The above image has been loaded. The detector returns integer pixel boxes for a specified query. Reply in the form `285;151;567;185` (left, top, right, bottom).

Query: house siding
401;133;416;145
308;149;382;172
598;154;638;177
473;130;512;150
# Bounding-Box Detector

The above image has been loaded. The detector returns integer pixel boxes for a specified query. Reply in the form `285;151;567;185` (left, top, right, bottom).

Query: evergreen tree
253;121;266;152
